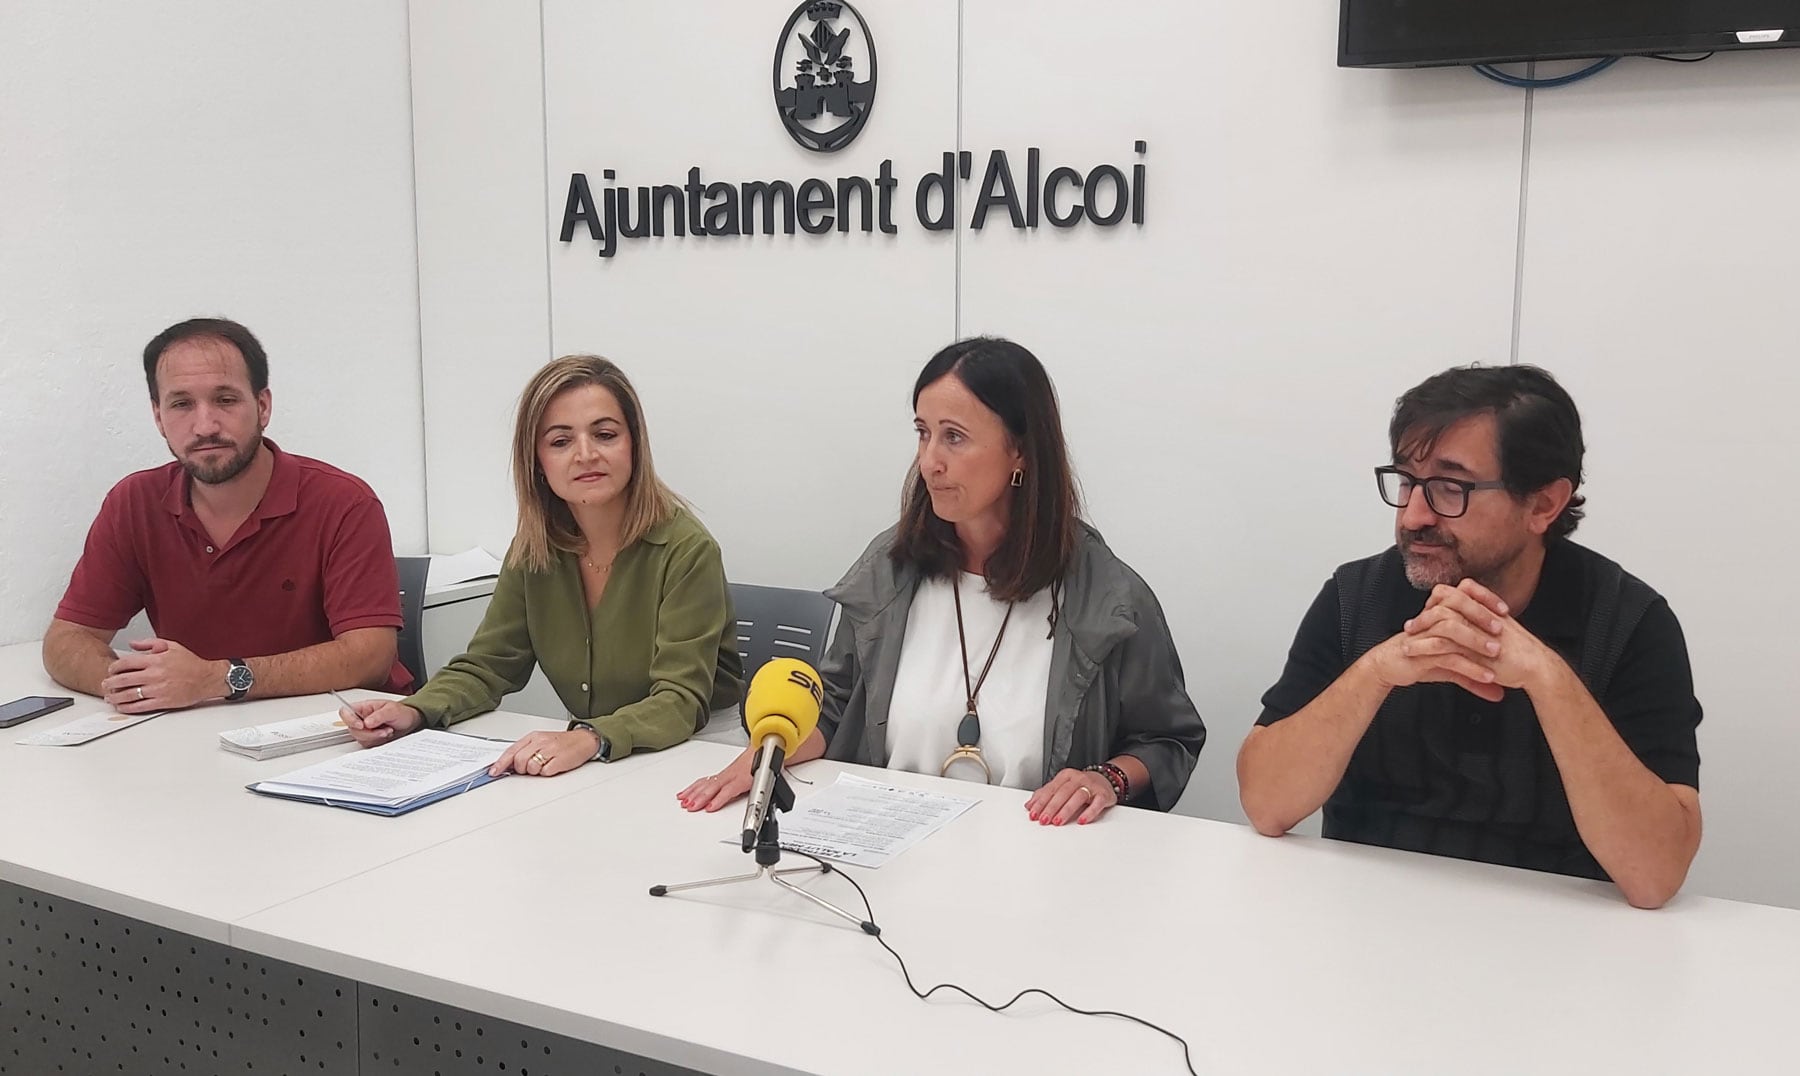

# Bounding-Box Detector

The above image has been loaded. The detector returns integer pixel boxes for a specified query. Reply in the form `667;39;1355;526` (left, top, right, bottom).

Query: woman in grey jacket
679;337;1205;824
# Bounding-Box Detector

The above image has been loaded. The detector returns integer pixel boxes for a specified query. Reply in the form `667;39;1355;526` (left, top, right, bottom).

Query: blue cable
1473;56;1619;88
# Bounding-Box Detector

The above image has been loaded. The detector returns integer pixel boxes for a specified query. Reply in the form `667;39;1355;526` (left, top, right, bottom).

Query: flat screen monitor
1340;1;1800;68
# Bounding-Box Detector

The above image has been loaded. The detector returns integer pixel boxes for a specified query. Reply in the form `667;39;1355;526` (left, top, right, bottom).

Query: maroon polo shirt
55;440;412;693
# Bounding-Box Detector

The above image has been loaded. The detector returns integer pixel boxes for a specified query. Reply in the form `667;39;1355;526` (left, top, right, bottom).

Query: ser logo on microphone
786;667;823;706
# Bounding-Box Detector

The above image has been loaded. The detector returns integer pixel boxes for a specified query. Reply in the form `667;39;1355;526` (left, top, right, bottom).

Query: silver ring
136;686;145;701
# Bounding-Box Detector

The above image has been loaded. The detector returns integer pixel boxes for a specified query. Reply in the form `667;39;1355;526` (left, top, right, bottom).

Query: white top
886;572;1054;790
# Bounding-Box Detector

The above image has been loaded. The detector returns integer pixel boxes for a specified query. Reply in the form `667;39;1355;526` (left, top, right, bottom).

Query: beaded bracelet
1085;761;1130;802
1105;762;1132;801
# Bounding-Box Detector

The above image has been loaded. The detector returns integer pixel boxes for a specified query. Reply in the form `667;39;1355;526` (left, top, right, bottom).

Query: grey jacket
816;523;1205;810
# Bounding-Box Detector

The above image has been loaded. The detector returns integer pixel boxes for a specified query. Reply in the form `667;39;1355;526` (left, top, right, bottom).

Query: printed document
220;711;354;760
250;729;507;809
16;709;163;746
775;773;979;868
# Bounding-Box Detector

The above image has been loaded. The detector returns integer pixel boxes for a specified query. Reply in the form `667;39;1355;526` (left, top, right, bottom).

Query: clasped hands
1369;578;1558;702
98;638;223;713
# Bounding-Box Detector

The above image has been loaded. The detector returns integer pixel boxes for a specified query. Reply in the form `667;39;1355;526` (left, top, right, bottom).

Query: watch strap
569;721;609;762
224;658;252;702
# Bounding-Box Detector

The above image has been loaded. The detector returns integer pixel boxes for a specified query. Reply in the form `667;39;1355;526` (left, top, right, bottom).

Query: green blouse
403;508;743;759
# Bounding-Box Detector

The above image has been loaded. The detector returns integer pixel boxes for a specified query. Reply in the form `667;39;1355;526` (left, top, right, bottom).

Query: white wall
1518;53;1800;906
0;0;427;647
402;3;1800;908
408;0;552;556
541;0;960;586
957;0;1527;837
418;0;961;574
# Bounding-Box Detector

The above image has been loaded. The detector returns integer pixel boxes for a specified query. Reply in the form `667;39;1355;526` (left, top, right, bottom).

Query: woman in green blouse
341;355;742;776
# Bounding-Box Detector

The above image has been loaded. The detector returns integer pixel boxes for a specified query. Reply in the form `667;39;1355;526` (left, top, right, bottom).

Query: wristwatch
224;658;254;702
570;721;611;762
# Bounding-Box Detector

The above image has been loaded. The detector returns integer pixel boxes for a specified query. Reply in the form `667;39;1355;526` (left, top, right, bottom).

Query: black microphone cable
791;852;1200;1076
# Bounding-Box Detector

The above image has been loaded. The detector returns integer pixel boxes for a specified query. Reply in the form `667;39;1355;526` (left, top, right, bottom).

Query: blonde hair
508;355;683;572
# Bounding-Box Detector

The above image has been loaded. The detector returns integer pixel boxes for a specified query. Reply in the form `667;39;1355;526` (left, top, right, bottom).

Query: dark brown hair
891;337;1080;602
1390;363;1586;538
142;317;268;401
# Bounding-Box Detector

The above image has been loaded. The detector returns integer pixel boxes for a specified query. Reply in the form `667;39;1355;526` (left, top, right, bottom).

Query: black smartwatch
224;658;254;702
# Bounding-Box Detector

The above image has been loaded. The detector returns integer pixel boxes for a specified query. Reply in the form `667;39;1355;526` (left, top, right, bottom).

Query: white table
0;639;706;1074
230;741;1800;1075
0;641;648;943
6;640;1800;1074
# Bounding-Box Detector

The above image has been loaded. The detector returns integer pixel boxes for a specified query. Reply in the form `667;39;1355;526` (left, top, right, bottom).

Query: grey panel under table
4;878;711;1076
1;878;357;1075
359;986;708;1076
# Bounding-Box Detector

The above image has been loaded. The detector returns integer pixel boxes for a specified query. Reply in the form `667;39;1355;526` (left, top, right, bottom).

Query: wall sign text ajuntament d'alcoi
558;145;1149;260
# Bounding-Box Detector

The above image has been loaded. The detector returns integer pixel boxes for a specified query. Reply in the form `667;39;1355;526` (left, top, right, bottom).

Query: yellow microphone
743;658;823;751
741;658;824;850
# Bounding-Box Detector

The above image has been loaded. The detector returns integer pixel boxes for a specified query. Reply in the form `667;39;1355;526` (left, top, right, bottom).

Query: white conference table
0;641;651;946
5;640;1800;1075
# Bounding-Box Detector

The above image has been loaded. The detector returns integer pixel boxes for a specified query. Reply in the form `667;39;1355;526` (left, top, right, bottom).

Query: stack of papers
247;729;509;816
426;546;503;591
219;711;354;760
772;774;980;868
16;709;164;746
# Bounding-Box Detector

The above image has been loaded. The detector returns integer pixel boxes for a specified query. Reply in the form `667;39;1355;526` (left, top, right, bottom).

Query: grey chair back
395;556;431;688
728;582;837;676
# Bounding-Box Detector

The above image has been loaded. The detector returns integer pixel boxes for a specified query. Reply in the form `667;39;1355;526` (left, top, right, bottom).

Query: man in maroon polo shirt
42;317;411;713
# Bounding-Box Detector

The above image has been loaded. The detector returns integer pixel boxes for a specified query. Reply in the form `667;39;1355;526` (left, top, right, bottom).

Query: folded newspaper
219;711;355;760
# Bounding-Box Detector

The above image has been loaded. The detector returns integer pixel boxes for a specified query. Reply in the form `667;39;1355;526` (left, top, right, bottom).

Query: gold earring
1010;469;1024;487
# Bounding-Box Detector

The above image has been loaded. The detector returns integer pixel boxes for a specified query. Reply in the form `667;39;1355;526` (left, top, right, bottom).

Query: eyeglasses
1374;466;1507;519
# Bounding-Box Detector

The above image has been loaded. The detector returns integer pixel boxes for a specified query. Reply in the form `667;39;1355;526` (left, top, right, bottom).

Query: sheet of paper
219;711;350;750
16;709;164;746
774;773;979;868
253;729;507;806
426;546;503;591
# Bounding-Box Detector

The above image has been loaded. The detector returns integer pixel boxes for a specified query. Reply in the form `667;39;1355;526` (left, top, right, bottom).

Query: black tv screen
1341;1;1800;68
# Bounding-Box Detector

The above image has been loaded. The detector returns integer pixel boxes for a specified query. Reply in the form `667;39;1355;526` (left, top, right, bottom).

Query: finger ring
530;752;548;765
136;687;145;701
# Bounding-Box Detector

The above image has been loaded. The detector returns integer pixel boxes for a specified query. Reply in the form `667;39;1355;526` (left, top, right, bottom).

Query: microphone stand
650;771;878;934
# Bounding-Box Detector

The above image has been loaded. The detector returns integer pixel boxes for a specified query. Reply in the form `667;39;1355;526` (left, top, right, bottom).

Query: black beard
180;433;262;486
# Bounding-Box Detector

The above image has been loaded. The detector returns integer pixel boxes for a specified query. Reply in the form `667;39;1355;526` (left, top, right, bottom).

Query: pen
328;689;357;720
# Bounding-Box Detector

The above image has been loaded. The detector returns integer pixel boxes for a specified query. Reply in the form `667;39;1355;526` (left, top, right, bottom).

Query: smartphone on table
0;696;75;728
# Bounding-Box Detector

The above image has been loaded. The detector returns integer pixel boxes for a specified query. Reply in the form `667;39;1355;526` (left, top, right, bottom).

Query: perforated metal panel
3;880;713;1076
360;986;706;1076
1;879;357;1075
